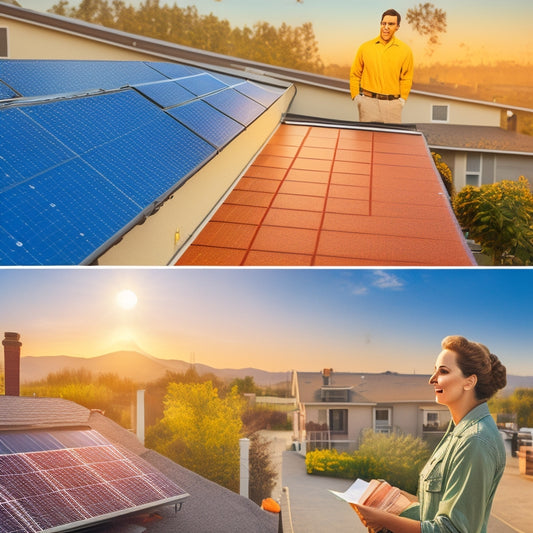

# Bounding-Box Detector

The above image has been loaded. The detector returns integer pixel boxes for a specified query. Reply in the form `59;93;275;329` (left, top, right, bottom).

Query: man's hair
381;9;401;25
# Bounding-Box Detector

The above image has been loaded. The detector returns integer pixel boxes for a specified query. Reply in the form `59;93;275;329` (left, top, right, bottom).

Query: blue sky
1;268;531;376
20;0;533;65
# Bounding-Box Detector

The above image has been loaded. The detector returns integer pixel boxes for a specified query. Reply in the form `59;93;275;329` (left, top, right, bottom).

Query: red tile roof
176;123;474;266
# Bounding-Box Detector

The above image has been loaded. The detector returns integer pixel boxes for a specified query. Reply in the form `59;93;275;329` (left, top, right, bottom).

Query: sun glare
116;289;138;310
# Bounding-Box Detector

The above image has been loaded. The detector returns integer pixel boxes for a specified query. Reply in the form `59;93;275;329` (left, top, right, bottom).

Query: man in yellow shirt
350;9;413;123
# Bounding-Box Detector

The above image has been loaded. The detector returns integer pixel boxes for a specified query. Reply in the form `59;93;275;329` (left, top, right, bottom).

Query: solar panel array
0;428;188;533
0;59;285;265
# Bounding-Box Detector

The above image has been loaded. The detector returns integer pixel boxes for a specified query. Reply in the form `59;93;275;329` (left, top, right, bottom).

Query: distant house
291;369;449;453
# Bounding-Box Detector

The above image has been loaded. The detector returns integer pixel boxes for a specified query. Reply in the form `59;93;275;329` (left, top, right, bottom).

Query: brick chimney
3;332;21;396
322;368;333;386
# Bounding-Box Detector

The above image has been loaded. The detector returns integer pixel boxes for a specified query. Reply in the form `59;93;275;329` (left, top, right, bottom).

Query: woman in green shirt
354;335;507;533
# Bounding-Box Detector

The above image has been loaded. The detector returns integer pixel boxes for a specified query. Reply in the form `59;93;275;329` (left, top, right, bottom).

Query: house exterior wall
430;149;532;191
404;93;501;127
0;15;156;61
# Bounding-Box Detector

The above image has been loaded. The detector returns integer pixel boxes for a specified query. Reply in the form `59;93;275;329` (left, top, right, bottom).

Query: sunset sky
21;0;533;65
1;268;532;376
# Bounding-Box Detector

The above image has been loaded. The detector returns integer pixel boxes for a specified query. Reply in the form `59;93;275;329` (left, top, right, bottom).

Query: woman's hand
352;503;390;531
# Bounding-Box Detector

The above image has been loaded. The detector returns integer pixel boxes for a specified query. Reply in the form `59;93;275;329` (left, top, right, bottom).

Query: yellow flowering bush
453;176;533;265
432;151;454;197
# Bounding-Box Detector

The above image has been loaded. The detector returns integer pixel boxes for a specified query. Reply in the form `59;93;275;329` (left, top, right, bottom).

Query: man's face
380;15;399;42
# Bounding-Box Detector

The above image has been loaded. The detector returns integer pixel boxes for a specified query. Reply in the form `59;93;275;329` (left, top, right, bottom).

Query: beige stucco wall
0;15;156;61
405;93;502;127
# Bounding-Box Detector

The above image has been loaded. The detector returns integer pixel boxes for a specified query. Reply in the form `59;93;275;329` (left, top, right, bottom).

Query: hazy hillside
16;351;531;392
19;351;291;387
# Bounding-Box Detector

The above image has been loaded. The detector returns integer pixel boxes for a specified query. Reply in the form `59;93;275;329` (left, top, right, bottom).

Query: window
329;409;348;434
374;408;391;434
466;153;481;186
321;387;350;402
0;28;7;57
432;104;449;122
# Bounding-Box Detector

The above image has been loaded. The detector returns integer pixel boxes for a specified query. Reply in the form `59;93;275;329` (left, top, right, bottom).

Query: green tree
230;375;258;395
146;381;245;491
49;0;324;73
490;388;533;429
453;176;533;265
406;3;447;57
248;432;277;505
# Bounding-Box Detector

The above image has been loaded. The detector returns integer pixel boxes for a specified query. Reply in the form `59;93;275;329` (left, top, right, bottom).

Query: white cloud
372;270;405;290
351;285;369;296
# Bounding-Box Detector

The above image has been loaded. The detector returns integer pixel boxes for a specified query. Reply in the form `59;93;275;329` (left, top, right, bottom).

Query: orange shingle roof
176;123;474;266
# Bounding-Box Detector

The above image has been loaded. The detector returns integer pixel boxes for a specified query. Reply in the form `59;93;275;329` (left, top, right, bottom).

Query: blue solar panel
21;89;164;154
0;81;17;100
176;73;228;96
0;108;75;188
83;117;216;209
0;60;168;97
146;61;199;79
167;100;244;149
0;431;63;454
0;59;287;265
134;80;196;108
235;81;283;107
204;88;266;126
0;159;141;266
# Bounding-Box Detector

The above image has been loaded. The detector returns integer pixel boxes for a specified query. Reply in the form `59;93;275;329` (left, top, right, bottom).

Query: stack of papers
330;478;412;514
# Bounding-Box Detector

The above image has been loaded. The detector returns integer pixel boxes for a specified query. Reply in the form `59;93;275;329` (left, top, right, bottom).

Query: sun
116;289;138;310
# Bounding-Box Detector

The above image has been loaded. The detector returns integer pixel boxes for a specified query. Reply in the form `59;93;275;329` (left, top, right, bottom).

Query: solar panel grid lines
174;72;229;97
204;88;267;126
0;59;286;265
167;99;245;150
234;81;284;108
132;79;197;109
0;60;169;98
0;432;189;533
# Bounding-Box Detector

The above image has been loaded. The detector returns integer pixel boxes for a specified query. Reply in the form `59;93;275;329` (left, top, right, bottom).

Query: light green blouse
401;402;506;533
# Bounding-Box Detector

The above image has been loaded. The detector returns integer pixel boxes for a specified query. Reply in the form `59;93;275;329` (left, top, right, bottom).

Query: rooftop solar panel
0;158;142;266
235;81;283;107
146;61;199;79
0;59;287;265
0;81;17;100
204;88;266;126
20;89;164;154
0;108;75;187
176;72;228;96
0;60;168;97
82;117;216;208
133;80;196;108
0;429;188;533
167;99;244;149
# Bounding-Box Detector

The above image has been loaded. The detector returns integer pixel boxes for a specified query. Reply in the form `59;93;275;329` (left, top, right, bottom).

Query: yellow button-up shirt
350;35;413;100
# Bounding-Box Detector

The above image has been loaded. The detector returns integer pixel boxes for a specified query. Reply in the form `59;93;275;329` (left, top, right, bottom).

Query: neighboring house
291;368;449;453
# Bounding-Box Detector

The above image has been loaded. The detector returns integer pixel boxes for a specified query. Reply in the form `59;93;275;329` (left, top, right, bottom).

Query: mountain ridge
15;350;532;393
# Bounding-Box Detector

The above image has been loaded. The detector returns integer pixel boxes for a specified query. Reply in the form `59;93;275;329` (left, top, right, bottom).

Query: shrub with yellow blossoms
453;176;533;265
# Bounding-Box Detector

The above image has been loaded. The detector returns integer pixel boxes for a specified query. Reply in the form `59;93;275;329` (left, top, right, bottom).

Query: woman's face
429;349;472;407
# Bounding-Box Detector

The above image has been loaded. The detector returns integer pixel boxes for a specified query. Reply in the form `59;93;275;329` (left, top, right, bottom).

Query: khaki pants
356;94;403;123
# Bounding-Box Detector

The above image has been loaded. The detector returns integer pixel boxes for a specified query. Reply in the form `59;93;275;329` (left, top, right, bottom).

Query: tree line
49;0;325;73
